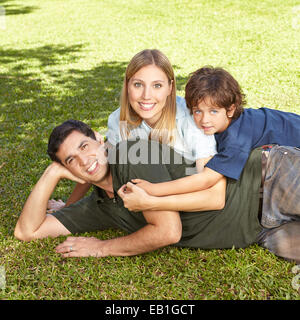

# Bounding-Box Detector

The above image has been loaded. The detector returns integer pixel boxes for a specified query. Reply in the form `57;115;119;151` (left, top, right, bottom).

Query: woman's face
127;64;173;127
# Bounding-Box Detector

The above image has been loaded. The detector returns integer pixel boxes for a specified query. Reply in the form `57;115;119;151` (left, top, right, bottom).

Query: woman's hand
47;199;66;213
117;182;155;212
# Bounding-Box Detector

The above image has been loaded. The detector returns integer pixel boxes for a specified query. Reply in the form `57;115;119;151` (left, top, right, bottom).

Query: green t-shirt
109;139;263;249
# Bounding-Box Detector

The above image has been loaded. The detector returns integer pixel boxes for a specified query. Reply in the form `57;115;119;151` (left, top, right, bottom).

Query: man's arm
14;162;84;241
55;209;182;257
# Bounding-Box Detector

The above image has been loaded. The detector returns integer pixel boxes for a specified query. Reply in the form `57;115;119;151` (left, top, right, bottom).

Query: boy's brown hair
185;66;246;119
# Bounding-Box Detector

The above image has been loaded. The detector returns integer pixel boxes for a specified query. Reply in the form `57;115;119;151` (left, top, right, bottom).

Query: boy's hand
130;179;157;196
117;182;154;212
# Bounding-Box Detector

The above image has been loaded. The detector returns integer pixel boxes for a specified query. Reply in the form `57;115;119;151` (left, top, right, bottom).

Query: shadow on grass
0;1;39;15
0;44;84;67
0;43;125;125
0;43;188;138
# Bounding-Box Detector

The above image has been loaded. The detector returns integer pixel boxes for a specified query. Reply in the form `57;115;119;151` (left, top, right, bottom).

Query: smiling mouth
87;160;98;174
139;102;156;111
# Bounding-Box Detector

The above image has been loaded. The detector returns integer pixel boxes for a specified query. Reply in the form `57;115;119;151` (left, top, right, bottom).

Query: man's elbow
163;224;182;245
14;224;34;242
168;230;182;245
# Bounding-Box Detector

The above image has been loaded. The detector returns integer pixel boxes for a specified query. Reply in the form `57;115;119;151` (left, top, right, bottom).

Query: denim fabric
261;146;300;228
257;221;300;263
258;145;300;263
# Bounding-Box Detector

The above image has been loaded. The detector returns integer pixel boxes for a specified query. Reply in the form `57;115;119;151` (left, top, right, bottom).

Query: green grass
0;0;299;300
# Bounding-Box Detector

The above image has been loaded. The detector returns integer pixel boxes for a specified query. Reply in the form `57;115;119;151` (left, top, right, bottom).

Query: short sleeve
205;147;250;180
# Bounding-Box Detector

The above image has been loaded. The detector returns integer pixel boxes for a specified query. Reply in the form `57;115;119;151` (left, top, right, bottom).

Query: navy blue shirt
206;108;300;180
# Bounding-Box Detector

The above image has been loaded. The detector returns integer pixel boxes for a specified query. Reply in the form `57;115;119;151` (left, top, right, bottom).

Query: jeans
257;146;300;263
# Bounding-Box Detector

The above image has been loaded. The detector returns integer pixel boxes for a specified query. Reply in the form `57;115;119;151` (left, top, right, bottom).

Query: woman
107;49;216;160
48;49;224;212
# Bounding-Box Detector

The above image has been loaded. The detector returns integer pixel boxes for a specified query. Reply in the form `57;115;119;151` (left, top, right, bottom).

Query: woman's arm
65;182;92;206
47;172;92;212
118;176;226;212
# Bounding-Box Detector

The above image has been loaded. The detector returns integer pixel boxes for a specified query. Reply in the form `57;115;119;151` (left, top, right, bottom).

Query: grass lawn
0;0;299;300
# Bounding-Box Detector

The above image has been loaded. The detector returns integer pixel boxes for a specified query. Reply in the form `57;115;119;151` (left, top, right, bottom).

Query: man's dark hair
47;120;96;164
185;66;246;119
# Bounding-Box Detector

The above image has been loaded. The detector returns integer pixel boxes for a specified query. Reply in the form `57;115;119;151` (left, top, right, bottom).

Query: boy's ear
94;131;104;144
227;104;236;118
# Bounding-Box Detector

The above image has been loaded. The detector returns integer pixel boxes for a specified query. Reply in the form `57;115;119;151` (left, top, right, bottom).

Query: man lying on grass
14;120;300;262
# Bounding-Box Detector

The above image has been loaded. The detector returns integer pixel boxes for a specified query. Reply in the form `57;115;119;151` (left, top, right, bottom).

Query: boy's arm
133;166;224;196
14;162;84;241
119;176;226;212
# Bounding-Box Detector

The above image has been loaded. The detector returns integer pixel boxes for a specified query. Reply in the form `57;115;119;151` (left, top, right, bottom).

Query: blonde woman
48;49;221;212
107;49;216;163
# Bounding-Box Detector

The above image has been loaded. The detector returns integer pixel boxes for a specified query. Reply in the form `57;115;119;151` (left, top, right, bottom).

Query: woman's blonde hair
120;49;176;144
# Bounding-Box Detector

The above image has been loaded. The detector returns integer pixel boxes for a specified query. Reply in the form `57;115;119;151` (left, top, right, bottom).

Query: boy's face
56;130;109;184
191;99;235;135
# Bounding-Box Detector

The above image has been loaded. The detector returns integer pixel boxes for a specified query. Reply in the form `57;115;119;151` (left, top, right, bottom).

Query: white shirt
106;96;217;161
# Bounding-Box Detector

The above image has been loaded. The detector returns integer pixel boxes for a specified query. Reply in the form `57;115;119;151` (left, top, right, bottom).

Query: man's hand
118;182;155;212
55;236;106;258
48;162;85;184
130;179;157;195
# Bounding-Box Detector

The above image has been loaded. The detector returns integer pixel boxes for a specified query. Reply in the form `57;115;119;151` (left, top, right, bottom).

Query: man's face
56;130;109;184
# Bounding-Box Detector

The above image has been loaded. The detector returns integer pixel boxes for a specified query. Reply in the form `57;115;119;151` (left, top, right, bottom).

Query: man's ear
227;104;236;118
94;131;104;144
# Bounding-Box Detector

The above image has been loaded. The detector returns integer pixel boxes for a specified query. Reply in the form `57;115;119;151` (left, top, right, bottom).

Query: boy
131;66;300;196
